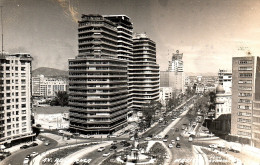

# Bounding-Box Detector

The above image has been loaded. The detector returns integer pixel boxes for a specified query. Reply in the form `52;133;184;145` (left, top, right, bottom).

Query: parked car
168;144;173;148
163;139;168;142
29;142;38;147
20;145;30;149
164;135;169;139
103;152;110;157
176;137;180;141
171;140;175;144
36;124;41;127
97;147;105;152
188;137;193;142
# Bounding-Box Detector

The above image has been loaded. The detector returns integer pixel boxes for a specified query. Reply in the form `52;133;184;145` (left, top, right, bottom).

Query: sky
1;0;260;74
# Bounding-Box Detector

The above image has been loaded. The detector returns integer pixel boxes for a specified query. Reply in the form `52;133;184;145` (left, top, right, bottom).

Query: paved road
2;136;58;165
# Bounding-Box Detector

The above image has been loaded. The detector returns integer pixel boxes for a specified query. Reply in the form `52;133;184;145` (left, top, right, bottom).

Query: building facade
218;69;232;94
159;87;172;106
68;14;131;134
129;33;160;110
168;50;183;72
32;75;67;98
231;55;260;147
215;84;231;118
0;53;34;146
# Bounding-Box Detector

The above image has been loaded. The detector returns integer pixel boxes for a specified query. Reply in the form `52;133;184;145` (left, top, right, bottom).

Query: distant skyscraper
130;33;160;110
160;50;185;95
231;55;260;147
0;53;33;146
168;50;183;72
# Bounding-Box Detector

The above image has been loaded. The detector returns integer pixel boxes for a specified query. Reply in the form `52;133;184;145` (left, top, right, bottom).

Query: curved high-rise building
68;15;131;134
129;33;160;110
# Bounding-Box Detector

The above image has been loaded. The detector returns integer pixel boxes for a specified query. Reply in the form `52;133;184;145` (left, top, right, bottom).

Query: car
130;137;135;141
176;143;181;148
107;135;117;138
111;140;117;145
20;145;29;149
97;147;105;152
30;152;38;157
44;141;50;146
0;155;5;161
163;139;168;142
145;137;152;141
36;124;41;127
0;151;11;157
29;142;38;147
58;130;64;134
168;144;173;148
23;158;30;165
171;140;175;144
209;144;218;149
40;128;44;132
109;145;117;151
157;135;163;139
103;152;110;157
188;137;193;142
164;135;169;139
120;140;127;145
40;137;46;141
25;154;31;160
176;137;180;141
217;142;225;149
123;142;131;147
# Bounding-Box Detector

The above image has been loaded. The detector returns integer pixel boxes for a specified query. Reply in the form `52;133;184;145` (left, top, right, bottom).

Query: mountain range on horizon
32;67;217;78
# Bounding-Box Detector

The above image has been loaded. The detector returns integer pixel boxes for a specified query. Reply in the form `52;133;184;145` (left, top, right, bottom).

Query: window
238;93;252;97
239;73;252;78
238;131;251;137
237;112;251;116
238;86;252;91
238;99;252;103
239;60;253;64
238;105;251;110
239;67;253;71
238;118;251;123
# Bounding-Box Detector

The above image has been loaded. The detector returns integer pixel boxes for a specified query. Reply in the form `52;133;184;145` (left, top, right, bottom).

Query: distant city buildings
68;14;159;134
160;50;185;95
159;87;173;106
231;55;260;148
0;53;34;146
32;75;68;98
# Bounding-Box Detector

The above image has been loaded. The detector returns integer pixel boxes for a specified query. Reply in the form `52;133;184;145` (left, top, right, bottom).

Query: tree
52;91;68;106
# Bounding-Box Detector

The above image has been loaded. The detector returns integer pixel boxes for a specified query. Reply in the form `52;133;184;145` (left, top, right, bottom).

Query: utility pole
0;6;3;56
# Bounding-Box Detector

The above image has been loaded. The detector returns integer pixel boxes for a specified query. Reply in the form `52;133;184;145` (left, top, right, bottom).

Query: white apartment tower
0;53;33;146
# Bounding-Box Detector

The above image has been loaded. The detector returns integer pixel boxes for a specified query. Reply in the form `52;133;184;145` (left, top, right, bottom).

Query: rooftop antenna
0;6;3;56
